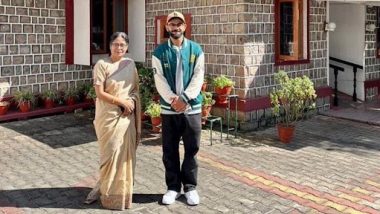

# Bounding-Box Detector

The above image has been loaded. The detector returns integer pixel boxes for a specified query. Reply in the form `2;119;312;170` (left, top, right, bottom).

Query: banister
329;64;345;106
330;57;363;101
330;57;363;69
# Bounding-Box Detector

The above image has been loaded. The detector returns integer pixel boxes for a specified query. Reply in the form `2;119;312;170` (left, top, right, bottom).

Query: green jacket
152;38;205;114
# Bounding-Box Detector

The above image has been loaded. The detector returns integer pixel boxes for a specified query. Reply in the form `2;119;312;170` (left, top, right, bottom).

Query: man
152;11;204;206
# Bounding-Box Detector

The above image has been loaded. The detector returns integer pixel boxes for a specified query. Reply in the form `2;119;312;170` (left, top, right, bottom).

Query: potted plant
13;90;35;113
212;75;235;104
201;74;212;92
0;101;10;115
64;88;78;106
78;82;93;102
144;102;161;133
270;70;317;143
86;86;96;102
140;89;152;121
201;91;215;124
137;64;157;119
41;90;57;109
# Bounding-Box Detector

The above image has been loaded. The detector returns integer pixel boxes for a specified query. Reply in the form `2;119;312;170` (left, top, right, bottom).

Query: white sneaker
185;190;200;205
162;190;180;205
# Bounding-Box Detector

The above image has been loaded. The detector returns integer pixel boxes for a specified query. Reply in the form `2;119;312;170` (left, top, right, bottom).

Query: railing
330;57;363;102
329;64;344;106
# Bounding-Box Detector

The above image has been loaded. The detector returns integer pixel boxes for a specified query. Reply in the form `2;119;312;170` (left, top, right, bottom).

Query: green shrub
42;90;57;100
212;75;234;88
13;90;35;105
201;91;215;106
87;87;96;99
270;70;317;127
144;102;161;117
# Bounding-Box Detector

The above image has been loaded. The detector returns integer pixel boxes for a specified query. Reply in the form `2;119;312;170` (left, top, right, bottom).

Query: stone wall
145;0;329;122
364;6;380;99
364;6;380;81
0;0;92;97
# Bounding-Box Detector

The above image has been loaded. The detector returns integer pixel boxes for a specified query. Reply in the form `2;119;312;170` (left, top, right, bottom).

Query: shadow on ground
0;187;162;210
222;116;380;156
0;112;97;149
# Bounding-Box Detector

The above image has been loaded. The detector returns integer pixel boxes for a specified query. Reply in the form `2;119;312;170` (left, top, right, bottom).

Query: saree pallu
86;57;141;210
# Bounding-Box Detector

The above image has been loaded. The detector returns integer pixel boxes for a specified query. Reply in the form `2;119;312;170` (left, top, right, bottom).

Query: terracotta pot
215;86;232;96
0;102;10;115
201;105;212;125
277;124;295;143
202;105;212;118
215;95;227;105
215;86;232;105
66;97;76;106
152;94;160;102
151;116;161;133
19;101;31;113
201;82;207;92
84;97;93;103
141;112;148;121
44;98;55;109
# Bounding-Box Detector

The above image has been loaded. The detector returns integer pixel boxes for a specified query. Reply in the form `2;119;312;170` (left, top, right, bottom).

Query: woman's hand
120;99;135;116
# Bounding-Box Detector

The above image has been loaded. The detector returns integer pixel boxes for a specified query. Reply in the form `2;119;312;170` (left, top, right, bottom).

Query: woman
85;32;141;210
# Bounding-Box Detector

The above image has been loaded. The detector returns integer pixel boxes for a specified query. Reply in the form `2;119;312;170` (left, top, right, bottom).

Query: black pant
161;113;201;192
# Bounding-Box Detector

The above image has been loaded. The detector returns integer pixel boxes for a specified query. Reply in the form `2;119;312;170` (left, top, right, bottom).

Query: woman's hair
109;32;129;45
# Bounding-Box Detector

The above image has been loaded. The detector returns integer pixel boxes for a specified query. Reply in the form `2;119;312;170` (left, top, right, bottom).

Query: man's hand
171;96;187;112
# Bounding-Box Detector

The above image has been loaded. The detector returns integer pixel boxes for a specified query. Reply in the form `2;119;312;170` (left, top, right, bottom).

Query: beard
169;30;183;39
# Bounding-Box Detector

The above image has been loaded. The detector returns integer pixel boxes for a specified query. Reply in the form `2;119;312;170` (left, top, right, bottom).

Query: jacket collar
168;37;187;49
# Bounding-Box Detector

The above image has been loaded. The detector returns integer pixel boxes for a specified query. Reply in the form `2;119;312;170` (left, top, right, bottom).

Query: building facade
0;0;92;97
1;0;380;126
146;0;329;123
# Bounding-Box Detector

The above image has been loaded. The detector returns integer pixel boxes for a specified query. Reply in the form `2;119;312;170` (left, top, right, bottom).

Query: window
66;0;145;65
155;14;192;45
91;0;128;54
275;0;309;65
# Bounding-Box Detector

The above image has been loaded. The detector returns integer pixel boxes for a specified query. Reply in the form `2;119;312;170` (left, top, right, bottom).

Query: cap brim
167;17;185;24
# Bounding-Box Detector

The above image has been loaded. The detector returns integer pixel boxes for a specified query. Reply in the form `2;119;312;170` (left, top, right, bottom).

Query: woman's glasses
111;43;127;48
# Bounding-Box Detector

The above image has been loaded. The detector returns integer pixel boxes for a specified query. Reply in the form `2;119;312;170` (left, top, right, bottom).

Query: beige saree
85;57;141;210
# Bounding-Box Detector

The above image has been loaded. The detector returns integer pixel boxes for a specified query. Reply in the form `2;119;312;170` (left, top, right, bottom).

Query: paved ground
1;110;380;214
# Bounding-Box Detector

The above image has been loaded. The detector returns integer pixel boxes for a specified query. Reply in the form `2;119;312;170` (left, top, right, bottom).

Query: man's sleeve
152;55;177;104
181;52;205;104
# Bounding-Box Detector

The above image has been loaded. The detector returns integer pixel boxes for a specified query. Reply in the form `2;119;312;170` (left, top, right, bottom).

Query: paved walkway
320;95;380;126
1;110;380;213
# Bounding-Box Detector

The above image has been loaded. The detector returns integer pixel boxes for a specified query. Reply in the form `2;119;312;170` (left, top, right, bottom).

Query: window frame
274;0;310;65
90;0;128;54
154;14;192;46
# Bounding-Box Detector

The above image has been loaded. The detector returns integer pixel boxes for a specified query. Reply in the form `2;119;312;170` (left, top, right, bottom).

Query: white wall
329;3;365;100
74;0;90;65
126;0;146;62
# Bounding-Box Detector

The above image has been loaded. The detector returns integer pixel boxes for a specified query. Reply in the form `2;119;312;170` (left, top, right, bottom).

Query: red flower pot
152;94;160;102
202;105;212;118
141;112;148;121
151;116;161;133
66;97;76;106
201;82;207;92
19;101;31;113
84;97;93;103
215;86;232;95
44;98;55;109
215;86;232;105
201;105;212;125
0;102;10;115
277;124;295;143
